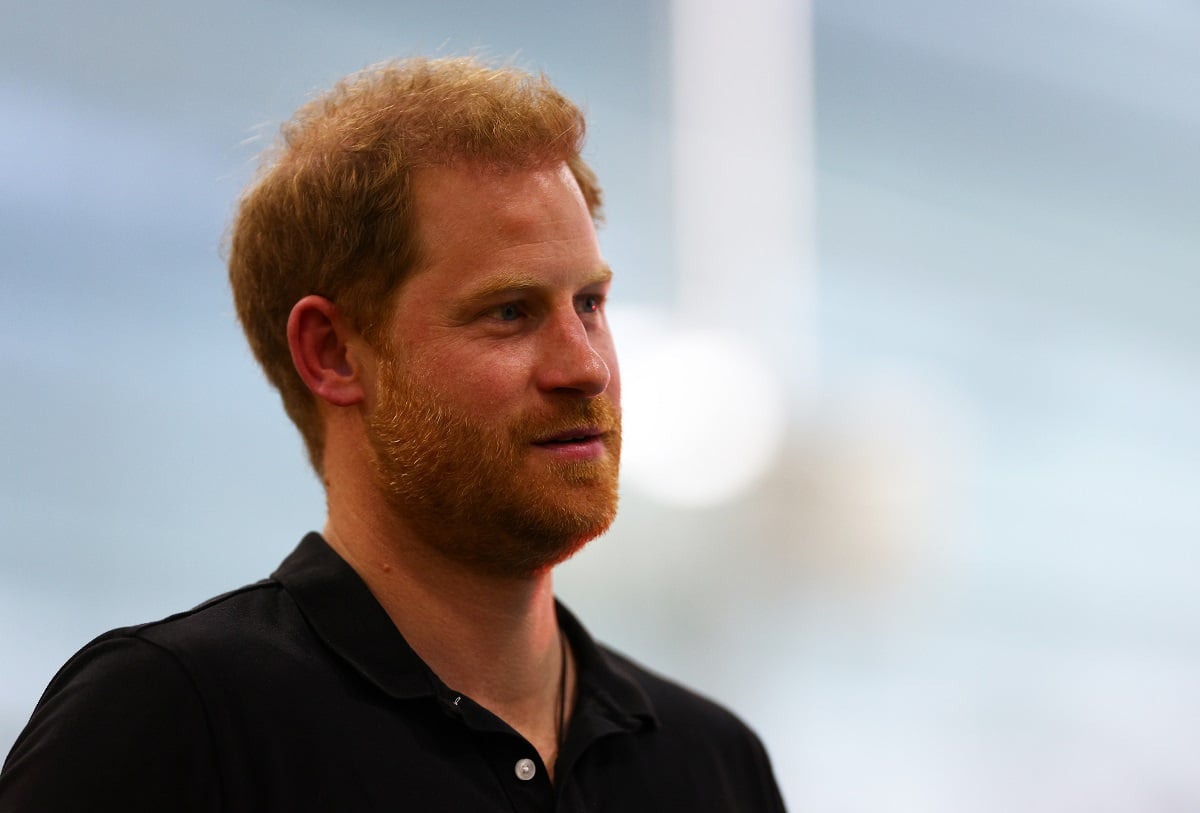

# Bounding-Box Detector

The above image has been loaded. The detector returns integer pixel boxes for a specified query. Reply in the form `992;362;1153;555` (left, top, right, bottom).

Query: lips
532;426;606;446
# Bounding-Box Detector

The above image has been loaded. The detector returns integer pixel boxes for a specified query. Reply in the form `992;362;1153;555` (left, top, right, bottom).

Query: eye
491;303;523;322
578;294;604;314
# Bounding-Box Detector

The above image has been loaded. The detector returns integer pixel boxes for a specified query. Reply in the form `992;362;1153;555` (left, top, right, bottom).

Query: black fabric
1;533;786;812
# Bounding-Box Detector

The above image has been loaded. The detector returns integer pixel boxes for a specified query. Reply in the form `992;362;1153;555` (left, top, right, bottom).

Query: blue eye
495;304;522;321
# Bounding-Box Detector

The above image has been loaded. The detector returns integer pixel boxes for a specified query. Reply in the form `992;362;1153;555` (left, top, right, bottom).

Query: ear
287;295;368;407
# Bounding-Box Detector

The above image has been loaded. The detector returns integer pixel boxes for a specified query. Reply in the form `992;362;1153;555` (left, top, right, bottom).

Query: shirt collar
556;601;657;733
271;532;658;733
272;532;435;699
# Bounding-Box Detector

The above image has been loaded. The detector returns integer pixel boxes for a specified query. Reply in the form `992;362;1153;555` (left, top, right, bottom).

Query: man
0;57;785;811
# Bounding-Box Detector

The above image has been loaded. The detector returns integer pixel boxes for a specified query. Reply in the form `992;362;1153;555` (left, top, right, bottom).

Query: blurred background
2;0;1198;809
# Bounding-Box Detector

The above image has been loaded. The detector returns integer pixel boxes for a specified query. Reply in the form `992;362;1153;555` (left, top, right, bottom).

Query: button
514;758;536;781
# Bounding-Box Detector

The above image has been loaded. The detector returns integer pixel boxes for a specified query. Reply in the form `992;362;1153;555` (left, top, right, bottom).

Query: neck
322;477;574;777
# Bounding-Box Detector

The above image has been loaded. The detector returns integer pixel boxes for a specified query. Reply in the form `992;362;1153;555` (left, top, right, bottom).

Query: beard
364;356;621;579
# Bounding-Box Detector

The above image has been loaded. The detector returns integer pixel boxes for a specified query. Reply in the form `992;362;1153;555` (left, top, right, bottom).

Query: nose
535;313;611;398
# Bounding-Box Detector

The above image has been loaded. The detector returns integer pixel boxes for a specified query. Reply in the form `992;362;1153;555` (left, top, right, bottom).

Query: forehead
417;161;589;234
406;161;603;290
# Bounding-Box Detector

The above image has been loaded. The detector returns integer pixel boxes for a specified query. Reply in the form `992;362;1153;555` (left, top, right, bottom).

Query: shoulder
595;644;786;808
600;644;758;738
0;580;299;810
0;632;222;810
84;579;332;720
15;578;290;735
126;579;287;652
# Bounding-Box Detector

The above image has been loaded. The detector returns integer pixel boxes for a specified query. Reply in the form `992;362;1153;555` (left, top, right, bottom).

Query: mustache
510;397;621;443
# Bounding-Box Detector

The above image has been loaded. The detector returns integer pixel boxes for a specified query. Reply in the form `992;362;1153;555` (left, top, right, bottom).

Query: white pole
671;0;817;398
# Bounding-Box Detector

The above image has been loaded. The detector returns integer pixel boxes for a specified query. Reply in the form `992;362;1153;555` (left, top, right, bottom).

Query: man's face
365;162;620;578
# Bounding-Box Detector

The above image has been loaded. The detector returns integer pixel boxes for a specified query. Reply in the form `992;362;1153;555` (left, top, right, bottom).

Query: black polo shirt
1;533;786;811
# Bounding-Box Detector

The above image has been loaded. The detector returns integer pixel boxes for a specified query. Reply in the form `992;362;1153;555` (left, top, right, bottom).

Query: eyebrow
459;265;613;306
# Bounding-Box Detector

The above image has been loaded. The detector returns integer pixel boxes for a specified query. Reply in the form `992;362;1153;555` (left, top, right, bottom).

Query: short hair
227;56;603;475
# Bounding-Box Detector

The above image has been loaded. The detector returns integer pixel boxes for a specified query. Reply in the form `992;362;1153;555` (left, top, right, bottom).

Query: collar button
514;758;536;781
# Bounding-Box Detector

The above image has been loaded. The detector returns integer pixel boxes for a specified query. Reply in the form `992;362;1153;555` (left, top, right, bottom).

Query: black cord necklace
555;628;568;751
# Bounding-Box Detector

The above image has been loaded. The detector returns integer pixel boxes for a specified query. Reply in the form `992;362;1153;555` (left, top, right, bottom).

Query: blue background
3;1;1198;808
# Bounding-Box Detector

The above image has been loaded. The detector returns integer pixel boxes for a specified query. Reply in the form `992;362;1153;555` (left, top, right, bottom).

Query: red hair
228;57;603;473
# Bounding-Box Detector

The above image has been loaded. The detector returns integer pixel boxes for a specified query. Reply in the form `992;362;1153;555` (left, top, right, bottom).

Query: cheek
439;348;535;411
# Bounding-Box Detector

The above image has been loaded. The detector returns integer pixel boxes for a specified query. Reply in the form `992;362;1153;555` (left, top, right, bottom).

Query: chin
476;490;619;580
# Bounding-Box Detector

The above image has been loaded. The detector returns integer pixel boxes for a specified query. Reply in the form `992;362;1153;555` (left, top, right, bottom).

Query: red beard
366;357;621;578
